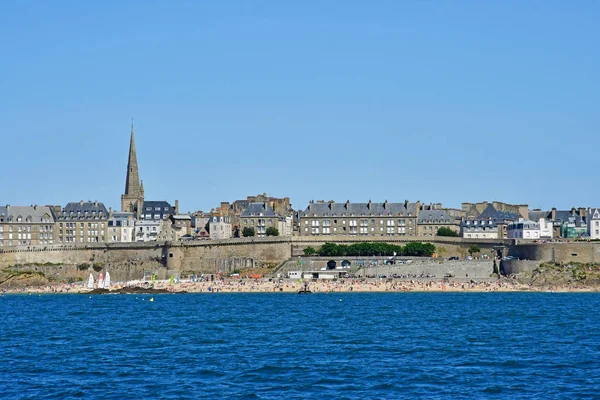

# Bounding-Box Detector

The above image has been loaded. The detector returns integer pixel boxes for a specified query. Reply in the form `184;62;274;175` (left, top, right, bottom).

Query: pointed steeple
121;123;144;216
124;123;140;196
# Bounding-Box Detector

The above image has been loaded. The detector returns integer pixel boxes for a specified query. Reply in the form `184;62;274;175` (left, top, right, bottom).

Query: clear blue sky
1;2;598;213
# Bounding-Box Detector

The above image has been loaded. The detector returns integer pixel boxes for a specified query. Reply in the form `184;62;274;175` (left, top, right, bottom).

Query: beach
2;277;599;294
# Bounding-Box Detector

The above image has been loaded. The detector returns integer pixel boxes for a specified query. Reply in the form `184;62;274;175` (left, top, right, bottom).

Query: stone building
461;201;528;219
157;214;192;241
209;193;293;236
529;207;588;238
56;201;109;244
121;124;145;219
461;203;520;239
0;205;56;248
417;209;460;236
119;123;179;222
298;200;420;237
209;216;232;240
107;211;135;243
240;202;284;237
460;219;499;239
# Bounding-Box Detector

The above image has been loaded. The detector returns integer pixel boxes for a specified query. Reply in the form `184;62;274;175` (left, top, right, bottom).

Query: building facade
0;205;55;248
121;124;145;218
240;202;283;237
209;216;232;240
107;211;135;243
417;209;460;236
135;219;161;242
56;201;108;244
588;208;600;240
158;215;192;241
507;219;541;239
460;219;499;239
298;200;420;237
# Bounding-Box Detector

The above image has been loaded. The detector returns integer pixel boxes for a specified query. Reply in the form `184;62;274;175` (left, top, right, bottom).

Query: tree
242;227;255;237
266;227;279;236
437;227;459;237
303;247;316;256
468;245;481;256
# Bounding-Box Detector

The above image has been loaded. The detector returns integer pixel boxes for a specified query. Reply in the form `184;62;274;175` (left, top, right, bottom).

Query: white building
507;219;541;239
209;216;232;240
588;208;600;239
538;218;553;238
278;216;293;237
135;219;161;242
107;212;135;243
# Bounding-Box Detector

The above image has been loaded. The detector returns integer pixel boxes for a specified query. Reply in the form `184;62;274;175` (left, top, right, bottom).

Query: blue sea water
1;293;600;399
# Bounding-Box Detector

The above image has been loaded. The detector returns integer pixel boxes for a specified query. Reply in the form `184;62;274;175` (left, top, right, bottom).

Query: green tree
265;227;279;236
468;245;481;256
403;242;436;257
303;246;316;256
437;227;459;237
318;242;342;256
242;227;255;237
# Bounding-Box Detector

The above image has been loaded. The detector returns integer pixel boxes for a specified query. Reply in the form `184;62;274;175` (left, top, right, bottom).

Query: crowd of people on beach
2;276;597;295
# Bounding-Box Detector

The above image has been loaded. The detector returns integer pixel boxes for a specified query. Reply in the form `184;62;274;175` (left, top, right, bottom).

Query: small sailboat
98;273;104;289
87;273;94;290
104;271;111;288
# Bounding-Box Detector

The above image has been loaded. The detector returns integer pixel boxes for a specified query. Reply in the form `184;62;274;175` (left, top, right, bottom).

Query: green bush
316;242;435;257
242;227;255;237
437;227;459;237
266;227;279;236
303;247;316;256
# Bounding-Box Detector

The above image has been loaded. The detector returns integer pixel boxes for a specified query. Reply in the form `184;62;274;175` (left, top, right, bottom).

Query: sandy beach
2;277;599;294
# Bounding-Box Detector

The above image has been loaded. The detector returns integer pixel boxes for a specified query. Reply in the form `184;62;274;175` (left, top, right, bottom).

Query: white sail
87;273;94;289
104;271;111;288
98;273;104;289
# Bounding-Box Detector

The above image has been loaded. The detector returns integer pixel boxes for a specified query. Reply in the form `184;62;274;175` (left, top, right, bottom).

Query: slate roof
299;201;417;217
477;204;520;222
59;202;108;220
108;212;134;227
1;205;55;223
528;210;551;222
241;202;279;217
554;211;586;227
141;201;175;220
417;209;454;224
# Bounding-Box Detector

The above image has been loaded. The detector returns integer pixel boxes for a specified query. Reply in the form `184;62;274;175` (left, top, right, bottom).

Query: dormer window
17;216;22;222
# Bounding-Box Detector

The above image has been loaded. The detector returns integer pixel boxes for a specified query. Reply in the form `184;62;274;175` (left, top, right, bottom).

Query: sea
1;292;599;399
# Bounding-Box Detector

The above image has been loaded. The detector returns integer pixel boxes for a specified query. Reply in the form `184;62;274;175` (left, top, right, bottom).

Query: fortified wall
0;236;510;283
507;242;600;264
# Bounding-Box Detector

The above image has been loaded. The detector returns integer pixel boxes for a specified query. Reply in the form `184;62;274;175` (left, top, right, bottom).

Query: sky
1;2;598;213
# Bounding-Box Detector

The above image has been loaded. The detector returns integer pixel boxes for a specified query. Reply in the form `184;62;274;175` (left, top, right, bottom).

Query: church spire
124;123;140;196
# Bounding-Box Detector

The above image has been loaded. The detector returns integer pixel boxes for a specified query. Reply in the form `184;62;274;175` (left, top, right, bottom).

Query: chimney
368;199;372;210
345;200;350;210
328;200;334;210
80;200;84;206
175;200;179;214
54;205;61;214
551;208;556;220
571;207;576;216
579;207;586;217
94;200;98;206
384;199;389;210
34;205;38;210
